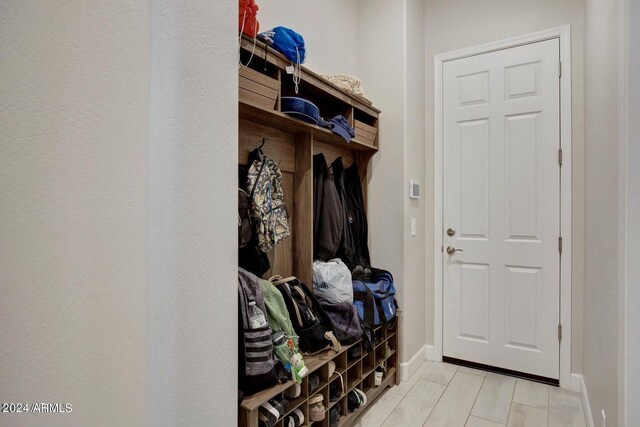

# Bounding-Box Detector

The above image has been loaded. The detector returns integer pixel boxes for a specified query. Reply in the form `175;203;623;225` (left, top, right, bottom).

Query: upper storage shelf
239;35;380;151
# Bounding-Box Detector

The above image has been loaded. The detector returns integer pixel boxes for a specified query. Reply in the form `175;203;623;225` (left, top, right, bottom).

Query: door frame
433;25;573;388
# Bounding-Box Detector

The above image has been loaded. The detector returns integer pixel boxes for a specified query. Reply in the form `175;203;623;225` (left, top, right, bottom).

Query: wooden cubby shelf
238;35;399;427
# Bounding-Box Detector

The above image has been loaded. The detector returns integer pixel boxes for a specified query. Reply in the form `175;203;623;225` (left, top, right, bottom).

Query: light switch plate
411;218;417;236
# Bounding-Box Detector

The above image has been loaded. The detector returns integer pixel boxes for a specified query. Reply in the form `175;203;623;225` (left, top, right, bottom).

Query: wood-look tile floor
353;361;587;427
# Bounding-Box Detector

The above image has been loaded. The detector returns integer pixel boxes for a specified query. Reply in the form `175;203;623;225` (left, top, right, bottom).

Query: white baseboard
400;345;427;381
571;373;594;427
425;344;436;361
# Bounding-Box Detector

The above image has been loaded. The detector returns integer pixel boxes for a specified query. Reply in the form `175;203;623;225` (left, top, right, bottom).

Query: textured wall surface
0;1;238;425
583;0;619;425
258;0;358;75
424;0;586;374
0;1;149;425
147;1;238;426
357;0;414;364
403;0;428;368
627;1;640;423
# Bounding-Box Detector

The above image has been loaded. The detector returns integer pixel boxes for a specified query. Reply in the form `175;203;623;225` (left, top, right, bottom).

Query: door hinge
559;61;562;78
559;236;563;254
558;324;563;341
558;148;563;166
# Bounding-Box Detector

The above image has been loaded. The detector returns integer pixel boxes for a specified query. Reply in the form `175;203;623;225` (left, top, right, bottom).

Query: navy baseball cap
321;115;355;143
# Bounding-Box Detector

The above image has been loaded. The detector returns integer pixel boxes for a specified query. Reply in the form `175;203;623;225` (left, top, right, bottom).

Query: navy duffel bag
352;269;398;327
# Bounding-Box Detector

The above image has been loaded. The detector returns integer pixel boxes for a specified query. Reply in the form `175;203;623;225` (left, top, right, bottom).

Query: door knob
446;246;463;255
447;227;456;236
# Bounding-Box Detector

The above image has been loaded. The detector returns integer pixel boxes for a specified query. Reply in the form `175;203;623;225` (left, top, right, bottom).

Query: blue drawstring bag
269;26;306;64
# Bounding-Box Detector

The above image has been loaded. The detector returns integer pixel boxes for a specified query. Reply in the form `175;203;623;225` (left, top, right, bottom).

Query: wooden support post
293;133;314;286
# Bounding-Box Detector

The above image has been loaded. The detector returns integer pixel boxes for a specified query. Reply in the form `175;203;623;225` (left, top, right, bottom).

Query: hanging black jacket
313;153;343;261
332;157;356;267
344;162;371;267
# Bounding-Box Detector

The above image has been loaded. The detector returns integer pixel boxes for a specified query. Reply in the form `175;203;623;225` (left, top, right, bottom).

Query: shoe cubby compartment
347;342;362;364
362;350;376;376
373;327;385;348
362;371;376;393
327;380;343;410
334;350;348;374
346;360;362;392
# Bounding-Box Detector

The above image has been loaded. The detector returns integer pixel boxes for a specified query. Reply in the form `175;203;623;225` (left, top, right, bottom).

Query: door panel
443;38;560;379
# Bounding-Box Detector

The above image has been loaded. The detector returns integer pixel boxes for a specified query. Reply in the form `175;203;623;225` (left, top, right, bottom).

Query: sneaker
329;406;341;427
308;374;320;394
283;407;304;427
329;381;341;402
259;398;289;427
308;394;325;421
284;383;301;399
374;365;384;387
348;345;361;359
327;360;336;378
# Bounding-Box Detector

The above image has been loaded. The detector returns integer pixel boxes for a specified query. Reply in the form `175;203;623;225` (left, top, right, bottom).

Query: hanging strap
269;275;297;285
238;10;257;67
324;331;341;352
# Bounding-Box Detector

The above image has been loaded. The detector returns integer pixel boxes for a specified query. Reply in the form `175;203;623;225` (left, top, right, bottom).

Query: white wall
0;1;238;425
626;0;640;423
258;0;358;75
0;1;148;425
583;0;619;424
147;1;238;426
404;0;428;370
357;0;428;373
424;0;586;373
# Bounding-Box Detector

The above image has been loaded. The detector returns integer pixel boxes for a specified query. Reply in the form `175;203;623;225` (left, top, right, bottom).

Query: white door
442;39;561;379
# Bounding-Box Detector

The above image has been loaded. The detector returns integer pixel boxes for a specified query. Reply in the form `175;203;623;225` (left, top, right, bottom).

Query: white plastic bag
312;258;353;303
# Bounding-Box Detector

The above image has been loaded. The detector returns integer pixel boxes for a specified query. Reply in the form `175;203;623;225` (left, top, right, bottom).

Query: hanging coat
344;162;371;267
313;153;343;261
332;157;356;267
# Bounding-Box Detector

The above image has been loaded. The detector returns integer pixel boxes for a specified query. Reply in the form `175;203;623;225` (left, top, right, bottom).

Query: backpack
238;188;253;248
270;276;341;355
238;268;277;394
246;148;291;252
352;268;398;327
260;279;299;351
318;298;363;345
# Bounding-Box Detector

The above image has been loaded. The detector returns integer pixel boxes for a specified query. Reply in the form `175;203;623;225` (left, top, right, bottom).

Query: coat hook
259;138;266;149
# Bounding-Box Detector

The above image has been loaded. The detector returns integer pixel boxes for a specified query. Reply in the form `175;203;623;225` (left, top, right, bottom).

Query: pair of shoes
259;398;289;427
328;360;336;378
348;345;362;359
284;383;301;399
329;371;345;402
309;374;320;394
375;364;386;387
347;388;367;413
309;394;326;421
329;406;341;427
283;408;304;427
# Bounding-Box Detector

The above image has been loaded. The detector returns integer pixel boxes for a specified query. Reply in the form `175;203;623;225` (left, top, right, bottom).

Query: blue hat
324;115;355;143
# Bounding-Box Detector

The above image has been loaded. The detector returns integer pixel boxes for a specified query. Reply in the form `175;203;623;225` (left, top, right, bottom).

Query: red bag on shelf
239;0;259;38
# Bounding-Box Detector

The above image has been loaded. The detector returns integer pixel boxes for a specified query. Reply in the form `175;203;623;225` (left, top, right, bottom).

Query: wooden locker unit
238;36;398;427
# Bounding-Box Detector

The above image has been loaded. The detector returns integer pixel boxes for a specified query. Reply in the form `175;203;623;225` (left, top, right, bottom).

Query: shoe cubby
346;343;362;364
373;327;385;348
334;350;348;374
238;35;396;427
362;372;376;393
362;351;376;376
346;360;361;392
